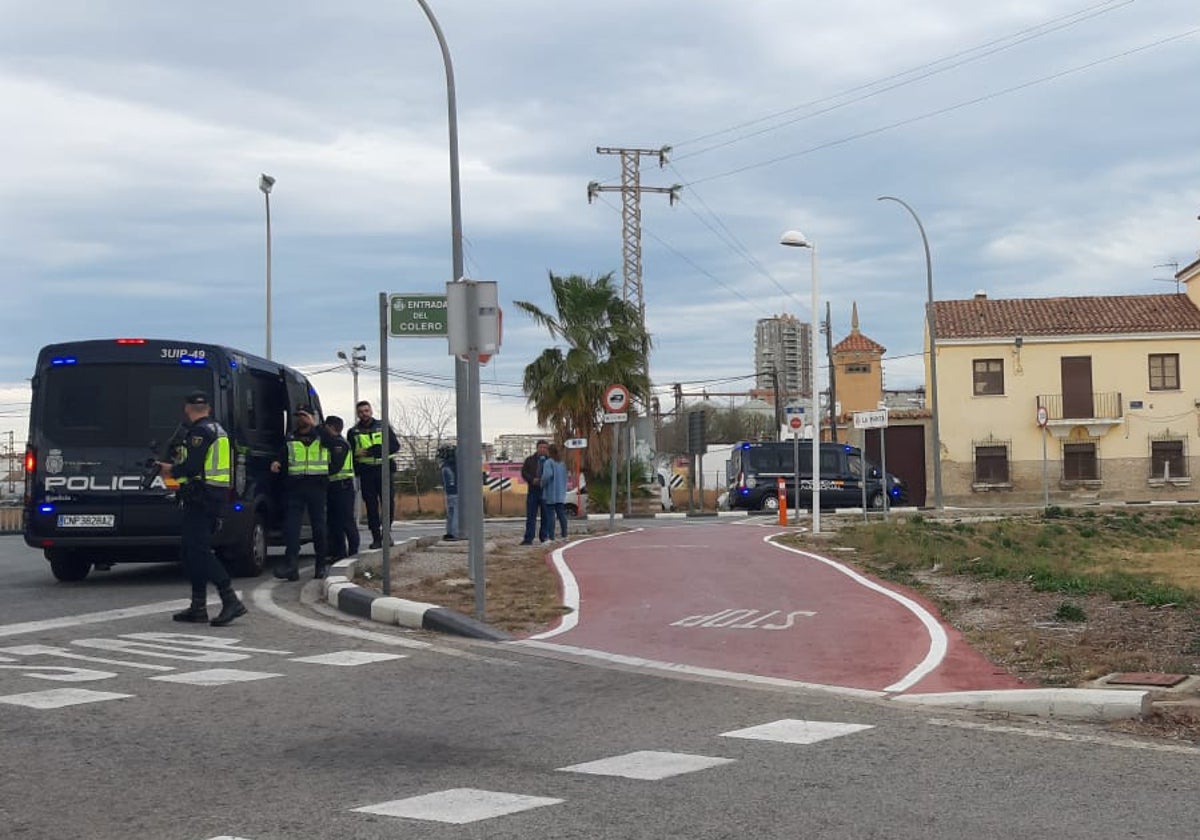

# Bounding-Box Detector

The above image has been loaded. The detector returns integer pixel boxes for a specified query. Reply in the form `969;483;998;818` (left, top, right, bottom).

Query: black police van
725;440;907;512
24;338;323;581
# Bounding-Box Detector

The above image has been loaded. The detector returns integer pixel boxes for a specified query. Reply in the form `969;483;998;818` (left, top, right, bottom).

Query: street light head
780;230;812;249
337;351;348;360
259;173;275;194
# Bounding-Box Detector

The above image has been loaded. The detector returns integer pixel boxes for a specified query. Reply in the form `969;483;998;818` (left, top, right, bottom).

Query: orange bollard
777;476;788;526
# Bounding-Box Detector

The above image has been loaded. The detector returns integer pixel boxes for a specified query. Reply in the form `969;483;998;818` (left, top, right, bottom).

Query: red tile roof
833;331;886;354
932;294;1200;339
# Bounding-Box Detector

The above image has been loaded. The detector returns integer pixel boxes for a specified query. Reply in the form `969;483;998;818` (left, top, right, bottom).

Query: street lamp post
413;0;486;620
877;196;942;509
337;344;368;405
780;230;821;535
259;173;276;360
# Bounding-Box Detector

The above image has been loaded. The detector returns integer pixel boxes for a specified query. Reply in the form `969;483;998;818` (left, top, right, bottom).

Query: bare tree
391;393;456;513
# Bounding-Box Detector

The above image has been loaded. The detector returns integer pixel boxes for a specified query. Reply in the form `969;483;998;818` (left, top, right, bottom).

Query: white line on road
0;598;221;638
515;638;882;700
525;529;643;641
765;535;948;693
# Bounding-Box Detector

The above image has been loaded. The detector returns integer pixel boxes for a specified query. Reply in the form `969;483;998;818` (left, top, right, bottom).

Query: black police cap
185;391;210;405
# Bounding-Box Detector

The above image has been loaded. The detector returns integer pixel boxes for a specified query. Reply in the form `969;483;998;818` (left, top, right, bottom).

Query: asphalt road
4;533;1200;839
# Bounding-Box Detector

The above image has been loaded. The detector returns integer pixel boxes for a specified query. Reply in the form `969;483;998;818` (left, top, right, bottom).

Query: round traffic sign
789;416;803;429
1036;406;1048;428
603;384;630;413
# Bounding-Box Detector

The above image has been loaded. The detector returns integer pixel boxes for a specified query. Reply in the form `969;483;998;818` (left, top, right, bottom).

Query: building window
974;444;1009;484
1151;439;1187;480
973;359;1004;396
846;364;871;374
1063;442;1099;481
1149;354;1180;391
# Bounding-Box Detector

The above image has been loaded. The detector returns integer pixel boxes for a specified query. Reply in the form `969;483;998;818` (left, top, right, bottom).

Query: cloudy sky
2;0;1198;448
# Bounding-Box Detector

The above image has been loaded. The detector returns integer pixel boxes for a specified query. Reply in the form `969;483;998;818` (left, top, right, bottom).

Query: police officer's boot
210;586;247;627
172;596;209;623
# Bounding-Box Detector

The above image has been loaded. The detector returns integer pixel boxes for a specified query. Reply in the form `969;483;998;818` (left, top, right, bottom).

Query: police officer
347;400;400;549
157;390;246;627
270;405;334;581
324;415;360;564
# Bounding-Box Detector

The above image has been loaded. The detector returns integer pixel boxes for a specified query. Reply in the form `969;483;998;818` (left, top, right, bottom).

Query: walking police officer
347;400;400;549
157;390;247;627
270;405;335;581
324;415;360;562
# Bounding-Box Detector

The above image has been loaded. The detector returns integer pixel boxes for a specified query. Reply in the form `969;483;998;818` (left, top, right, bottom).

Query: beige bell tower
831;302;886;416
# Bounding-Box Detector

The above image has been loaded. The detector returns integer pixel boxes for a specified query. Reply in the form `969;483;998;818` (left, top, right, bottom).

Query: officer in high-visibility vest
157;390;246;627
270;405;335;580
323;415;359;565
347;400;400;549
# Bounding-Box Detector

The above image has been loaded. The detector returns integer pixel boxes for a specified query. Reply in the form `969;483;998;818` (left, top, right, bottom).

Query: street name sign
853;409;889;429
389;294;449;338
564;438;588;449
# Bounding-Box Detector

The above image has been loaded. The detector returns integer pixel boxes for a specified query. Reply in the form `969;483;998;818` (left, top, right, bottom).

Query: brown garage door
864;424;927;508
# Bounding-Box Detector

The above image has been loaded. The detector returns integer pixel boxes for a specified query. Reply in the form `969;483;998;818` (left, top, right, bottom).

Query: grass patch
825;509;1200;608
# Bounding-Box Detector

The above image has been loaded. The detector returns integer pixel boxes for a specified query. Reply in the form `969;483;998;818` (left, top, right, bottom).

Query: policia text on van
24;338;324;582
725;441;907;512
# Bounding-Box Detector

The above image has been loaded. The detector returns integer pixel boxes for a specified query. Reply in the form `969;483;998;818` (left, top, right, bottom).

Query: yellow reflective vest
177;422;231;488
287;438;329;477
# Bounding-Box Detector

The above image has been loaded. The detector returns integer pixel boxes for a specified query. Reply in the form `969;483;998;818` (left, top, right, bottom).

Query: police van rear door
29;346;214;543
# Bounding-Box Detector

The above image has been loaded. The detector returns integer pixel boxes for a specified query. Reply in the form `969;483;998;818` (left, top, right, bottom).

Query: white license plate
58;514;116;528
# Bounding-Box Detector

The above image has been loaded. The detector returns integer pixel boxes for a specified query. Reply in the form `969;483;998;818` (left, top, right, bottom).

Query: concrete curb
320;552;512;642
891;687;1153;722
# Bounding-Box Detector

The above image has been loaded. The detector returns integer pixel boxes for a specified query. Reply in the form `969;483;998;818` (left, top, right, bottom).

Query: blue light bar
232;503;244;512
50;357;78;366
178;356;208;366
39;504;55;513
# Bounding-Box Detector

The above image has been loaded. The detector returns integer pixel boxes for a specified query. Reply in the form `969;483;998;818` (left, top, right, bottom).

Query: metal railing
1035;392;1123;421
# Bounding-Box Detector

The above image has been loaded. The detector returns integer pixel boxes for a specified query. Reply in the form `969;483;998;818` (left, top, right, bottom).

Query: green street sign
389;293;449;338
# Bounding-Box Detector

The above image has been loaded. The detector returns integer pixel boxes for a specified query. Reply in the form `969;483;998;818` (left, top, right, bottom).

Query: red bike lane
523;521;1024;695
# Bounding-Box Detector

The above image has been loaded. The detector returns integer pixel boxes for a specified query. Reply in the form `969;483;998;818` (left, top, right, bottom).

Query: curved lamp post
779;230;821;535
877;196;942;509
412;0;485;618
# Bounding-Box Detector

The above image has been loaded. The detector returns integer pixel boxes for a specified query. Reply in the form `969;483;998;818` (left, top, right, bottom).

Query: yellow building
832;302;886;416
929;269;1200;505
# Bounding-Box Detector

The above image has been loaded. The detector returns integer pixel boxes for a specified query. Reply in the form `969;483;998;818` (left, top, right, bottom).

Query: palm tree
515;272;650;470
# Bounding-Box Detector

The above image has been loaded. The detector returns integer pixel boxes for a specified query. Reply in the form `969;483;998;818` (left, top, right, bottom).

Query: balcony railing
1035;392;1123;422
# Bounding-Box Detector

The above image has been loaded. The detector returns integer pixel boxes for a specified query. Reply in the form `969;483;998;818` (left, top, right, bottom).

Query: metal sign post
789;412;803;517
602;385;630;530
565;437;587;517
860;428;868;522
853;407;890;520
378;293;392;595
1037;405;1049;507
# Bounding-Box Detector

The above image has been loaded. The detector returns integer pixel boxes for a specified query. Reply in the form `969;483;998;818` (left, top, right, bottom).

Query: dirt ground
367;523;1200;743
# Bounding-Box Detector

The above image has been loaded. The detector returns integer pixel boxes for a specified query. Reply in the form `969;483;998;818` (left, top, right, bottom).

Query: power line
670;0;1134;157
681;26;1200;189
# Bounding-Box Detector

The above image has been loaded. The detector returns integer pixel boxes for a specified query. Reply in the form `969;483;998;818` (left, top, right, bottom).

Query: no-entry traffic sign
603;384;630;413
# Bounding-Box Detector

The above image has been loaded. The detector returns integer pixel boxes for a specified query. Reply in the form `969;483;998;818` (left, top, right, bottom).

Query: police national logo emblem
45;449;64;475
191;435;204;447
